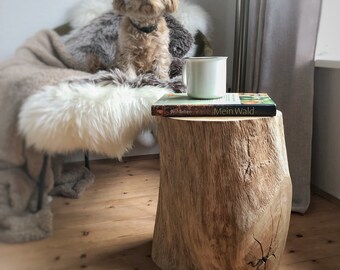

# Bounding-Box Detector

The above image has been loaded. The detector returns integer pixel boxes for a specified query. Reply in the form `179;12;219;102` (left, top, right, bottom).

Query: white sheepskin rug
18;82;170;158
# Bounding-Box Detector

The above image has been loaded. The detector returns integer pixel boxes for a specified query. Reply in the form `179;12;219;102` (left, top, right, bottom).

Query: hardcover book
151;93;276;117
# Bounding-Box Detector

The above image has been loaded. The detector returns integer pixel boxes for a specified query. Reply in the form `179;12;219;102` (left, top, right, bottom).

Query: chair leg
37;154;48;212
84;151;90;170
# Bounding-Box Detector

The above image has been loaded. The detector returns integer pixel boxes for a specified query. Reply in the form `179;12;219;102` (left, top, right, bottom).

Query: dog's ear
113;0;126;14
164;0;178;13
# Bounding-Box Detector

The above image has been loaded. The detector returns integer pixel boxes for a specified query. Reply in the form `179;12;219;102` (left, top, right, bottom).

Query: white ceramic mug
182;57;228;99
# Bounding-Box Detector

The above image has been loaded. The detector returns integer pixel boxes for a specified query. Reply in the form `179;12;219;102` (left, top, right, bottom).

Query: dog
113;0;178;80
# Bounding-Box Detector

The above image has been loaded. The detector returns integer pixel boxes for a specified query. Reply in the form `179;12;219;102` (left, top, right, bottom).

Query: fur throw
66;0;212;57
64;12;193;73
18;69;178;159
166;14;194;59
68;0;212;39
72;68;186;92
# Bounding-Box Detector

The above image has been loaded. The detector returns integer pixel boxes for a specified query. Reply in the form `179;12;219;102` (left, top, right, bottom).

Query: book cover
151;93;276;117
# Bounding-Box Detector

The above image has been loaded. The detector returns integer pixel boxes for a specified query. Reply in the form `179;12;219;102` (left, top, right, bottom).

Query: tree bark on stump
152;112;292;270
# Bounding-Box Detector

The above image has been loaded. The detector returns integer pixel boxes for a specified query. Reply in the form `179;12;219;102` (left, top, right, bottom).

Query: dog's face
113;0;178;18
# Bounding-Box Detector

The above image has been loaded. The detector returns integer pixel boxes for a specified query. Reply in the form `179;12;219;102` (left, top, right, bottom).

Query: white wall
315;0;340;68
313;68;340;199
0;0;81;61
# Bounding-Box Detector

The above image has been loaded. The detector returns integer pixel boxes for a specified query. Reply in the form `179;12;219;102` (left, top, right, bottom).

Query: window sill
315;58;340;69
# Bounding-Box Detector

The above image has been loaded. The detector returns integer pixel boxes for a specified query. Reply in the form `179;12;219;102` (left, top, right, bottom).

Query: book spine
152;105;276;117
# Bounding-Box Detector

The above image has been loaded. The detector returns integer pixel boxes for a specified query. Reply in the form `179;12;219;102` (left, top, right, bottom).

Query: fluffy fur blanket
66;0;212;57
0;30;177;243
64;12;194;73
0;0;211;243
19;70;177;158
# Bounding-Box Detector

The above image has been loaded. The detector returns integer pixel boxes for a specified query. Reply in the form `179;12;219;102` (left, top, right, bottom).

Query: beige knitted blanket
0;30;95;243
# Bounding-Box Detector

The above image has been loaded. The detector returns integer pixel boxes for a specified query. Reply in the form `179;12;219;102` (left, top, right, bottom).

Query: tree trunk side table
152;111;292;270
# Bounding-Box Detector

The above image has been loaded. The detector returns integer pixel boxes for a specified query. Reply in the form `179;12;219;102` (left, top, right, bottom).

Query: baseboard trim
122;154;160;162
312;185;340;207
66;154;160;166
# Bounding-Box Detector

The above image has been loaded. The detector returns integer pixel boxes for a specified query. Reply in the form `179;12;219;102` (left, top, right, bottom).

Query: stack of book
151;93;276;117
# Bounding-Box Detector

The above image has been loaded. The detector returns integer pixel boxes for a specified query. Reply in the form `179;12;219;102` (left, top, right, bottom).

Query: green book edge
151;93;277;117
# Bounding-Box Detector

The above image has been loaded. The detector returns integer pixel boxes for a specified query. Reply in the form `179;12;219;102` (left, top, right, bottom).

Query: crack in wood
248;236;276;269
248;210;282;269
243;162;252;182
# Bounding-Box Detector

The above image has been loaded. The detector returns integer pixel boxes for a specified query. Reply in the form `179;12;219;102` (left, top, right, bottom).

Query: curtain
244;0;322;213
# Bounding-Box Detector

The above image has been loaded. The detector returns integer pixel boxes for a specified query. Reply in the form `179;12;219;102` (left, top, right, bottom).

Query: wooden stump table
152;111;292;270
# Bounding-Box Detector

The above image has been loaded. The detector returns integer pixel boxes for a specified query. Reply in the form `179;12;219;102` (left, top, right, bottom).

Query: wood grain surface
152;114;292;270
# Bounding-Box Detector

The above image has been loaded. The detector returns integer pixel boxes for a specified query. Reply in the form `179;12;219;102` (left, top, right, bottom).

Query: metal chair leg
37;154;48;212
84;151;90;170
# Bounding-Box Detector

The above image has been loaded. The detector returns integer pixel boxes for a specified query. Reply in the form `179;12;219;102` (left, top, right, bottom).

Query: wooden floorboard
0;158;339;270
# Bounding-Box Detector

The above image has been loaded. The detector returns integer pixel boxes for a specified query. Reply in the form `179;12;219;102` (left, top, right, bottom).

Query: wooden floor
0;158;339;270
